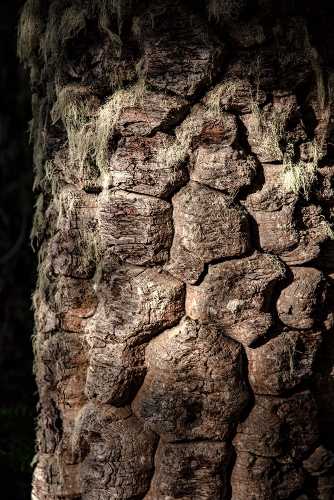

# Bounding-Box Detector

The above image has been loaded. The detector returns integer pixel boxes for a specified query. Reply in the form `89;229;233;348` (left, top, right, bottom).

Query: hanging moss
206;0;246;21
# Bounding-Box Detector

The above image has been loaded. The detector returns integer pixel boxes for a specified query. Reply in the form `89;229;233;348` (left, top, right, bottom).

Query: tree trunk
19;0;334;498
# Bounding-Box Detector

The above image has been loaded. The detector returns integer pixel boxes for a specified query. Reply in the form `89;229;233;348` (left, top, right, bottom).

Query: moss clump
283;141;321;200
205;78;243;115
206;0;246;21
51;80;193;189
248;100;291;161
30;193;46;249
29;94;49;191
17;0;44;83
302;26;327;113
320;218;334;241
159;83;239;175
188;222;202;241
264;253;286;278
18;0;131;81
159;112;201;172
50;81;147;188
283;160;317;200
99;0;131;43
50;86;93;173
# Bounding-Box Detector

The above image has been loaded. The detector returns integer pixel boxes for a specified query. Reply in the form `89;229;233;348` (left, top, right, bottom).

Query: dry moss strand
205;79;240;115
159;88;234;174
41;0;83;54
320;218;334;240
206;77;247;113
31;246;52;373
40;1;87;95
264;253;286;278
93;81;146;185
303;27;326;112
206;0;246;21
55;188;103;270
50;86;94;172
98;0;130;43
17;0;44;83
283;141;321;200
251;101;291;161
51;82;164;189
161;112;202;172
30;94;49;191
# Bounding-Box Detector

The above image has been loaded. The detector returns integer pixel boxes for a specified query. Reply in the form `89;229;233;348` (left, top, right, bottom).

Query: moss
98;0;128;44
246;155;257;172
40;1;86;99
18;0;87;92
41;1;86;60
320;218;334;241
131;16;142;40
29;94;48;191
18;0;135;92
159;82;245;175
159;112;201;172
30;193;45;249
40;159;63;206
206;0;246;21
205;77;246;113
58;188;103;272
94;81;145;182
249;100;291;160
77;227;103;273
50;86;93;174
17;0;44;83
323;69;334;122
328;70;334;106
51;81;193;190
71;406;85;457
206;78;242;114
272;22;300;70
264;253;286;278
283;161;317;200
303;27;326;112
20;0;150;258
211;190;240;234
212;189;239;212
283;141;321;200
31;244;51;373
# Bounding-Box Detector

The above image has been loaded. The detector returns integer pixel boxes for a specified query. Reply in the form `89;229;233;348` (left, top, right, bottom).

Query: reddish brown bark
19;0;334;498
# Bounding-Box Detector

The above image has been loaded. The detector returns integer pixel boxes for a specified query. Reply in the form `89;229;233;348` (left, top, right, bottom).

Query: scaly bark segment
132;318;249;442
18;0;334;498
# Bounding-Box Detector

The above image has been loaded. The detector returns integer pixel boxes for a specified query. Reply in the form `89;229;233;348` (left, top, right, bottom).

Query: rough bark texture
19;0;334;498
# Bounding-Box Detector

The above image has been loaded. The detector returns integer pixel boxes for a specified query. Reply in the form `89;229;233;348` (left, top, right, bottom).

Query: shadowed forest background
0;1;36;499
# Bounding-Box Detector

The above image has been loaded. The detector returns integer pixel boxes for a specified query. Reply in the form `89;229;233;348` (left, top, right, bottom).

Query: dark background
0;1;36;499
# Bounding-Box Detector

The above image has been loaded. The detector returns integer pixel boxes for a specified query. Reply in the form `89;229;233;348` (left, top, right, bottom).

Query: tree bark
19;0;334;498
